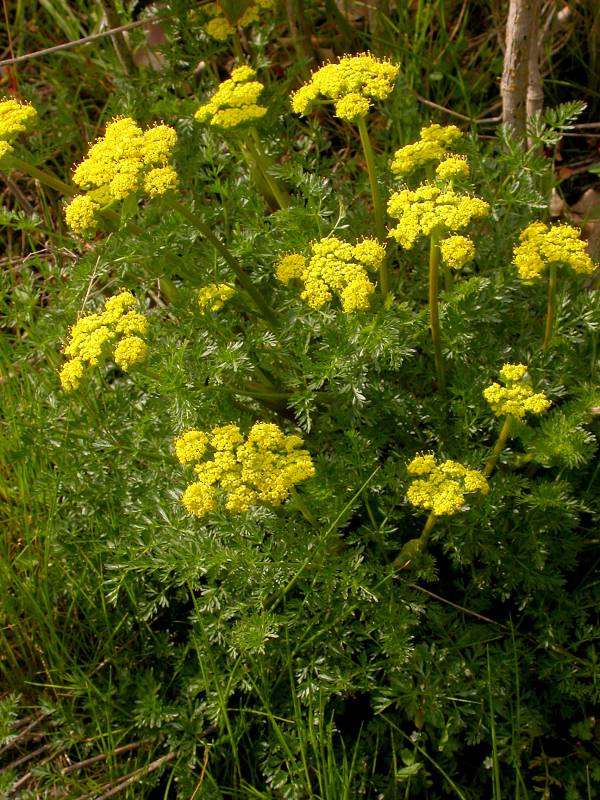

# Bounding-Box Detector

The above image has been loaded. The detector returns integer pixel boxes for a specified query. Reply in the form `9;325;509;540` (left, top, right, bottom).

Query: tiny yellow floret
59;357;85;392
439;235;475;269
388;183;489;249
176;421;315;518
194;68;267;129
436;155;469;180
483;363;551;419
144;166;179;197
513;221;594;280
0;140;13;162
198;283;236;312
113;336;147;370
66;117;178;231
175;430;210;464
0;98;37;142
275;254;307;284
276;237;384;312
60;291;148;390
391;124;463;177
64;194;100;235
201;0;273;40
290;53;399;121
407;454;488;516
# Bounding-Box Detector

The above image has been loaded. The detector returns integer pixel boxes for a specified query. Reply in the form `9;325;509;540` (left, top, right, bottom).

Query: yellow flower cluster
439;235;475;269
483;363;551;419
0;98;37;161
276;237;385;312
198;283;235;311
175;422;315;517
202;0;274;41
513;222;594;281
65;117;178;234
195;66;267;129
436;155;469;181
391;123;462;177
407;454;489;516
290;53;399;122
59;291;148;391
387;183;489;249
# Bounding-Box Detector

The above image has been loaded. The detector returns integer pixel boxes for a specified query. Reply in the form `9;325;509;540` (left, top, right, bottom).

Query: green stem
542;262;558;351
165;197;277;327
483;416;513;478
591;331;597;382
392;512;437;571
232;32;245;62
10;156;76;195
429;232;445;393
248;128;289;210
356;116;389;296
420;511;437;548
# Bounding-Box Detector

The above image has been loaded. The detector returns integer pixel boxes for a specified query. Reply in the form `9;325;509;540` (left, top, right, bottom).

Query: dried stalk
501;0;541;136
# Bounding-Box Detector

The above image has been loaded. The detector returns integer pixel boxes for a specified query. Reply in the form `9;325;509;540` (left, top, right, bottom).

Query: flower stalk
483;416;513;477
357;116;389;297
542;262;558;351
247;127;289;210
429;231;445;393
10;156;76;196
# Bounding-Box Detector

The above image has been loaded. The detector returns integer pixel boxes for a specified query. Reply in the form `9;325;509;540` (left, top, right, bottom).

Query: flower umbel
290;53;399;121
0;98;37;161
175;422;315;517
198;283;235;312
194;67;267;129
65;117;178;233
59;291;148;391
276;236;385;312
387;183;489;249
513;221;594;280
391;123;462;178
202;0;274;41
483;363;551;419
406;455;489;516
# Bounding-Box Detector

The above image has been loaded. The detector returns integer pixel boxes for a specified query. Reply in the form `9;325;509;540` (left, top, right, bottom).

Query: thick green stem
248;128;289;210
420;511;437;547
542;262;558;351
484;416;513;478
356;116;389;297
393;512;437;571
429;232;445;393
232;33;245;61
165;197;277;327
10;156;76;195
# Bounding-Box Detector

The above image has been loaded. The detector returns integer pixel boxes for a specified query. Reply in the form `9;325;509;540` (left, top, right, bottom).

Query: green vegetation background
1;1;600;798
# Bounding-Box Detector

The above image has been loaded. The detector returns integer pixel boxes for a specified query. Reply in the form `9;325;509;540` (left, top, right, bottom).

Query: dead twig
73;751;177;800
60;740;151;776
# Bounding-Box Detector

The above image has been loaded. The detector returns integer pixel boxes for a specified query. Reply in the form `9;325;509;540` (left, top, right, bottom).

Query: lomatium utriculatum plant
3;46;600;798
